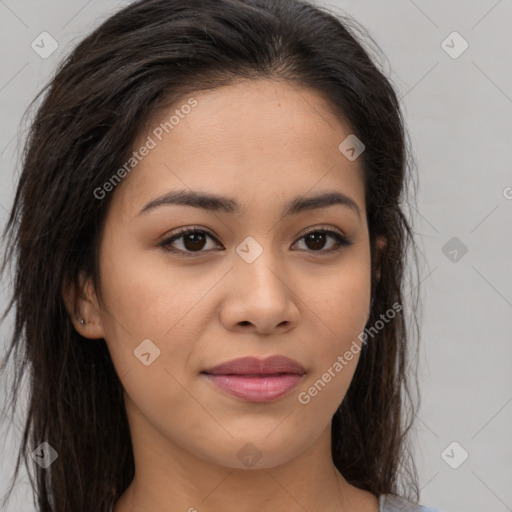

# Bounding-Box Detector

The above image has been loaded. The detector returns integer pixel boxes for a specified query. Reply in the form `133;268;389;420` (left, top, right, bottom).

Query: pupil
184;233;206;251
306;233;326;250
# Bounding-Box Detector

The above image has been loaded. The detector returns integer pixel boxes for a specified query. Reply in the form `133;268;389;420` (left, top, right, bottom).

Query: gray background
1;1;511;511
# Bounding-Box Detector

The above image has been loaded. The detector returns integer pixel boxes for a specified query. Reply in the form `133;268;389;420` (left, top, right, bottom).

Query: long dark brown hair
0;0;422;510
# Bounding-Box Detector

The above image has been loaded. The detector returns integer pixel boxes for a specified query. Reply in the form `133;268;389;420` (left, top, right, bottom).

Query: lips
202;355;306;376
201;355;306;402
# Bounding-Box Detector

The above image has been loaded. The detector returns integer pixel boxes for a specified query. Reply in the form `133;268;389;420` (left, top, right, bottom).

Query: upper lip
202;355;306;376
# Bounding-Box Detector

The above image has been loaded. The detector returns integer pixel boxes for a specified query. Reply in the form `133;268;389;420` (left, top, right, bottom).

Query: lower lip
203;373;304;402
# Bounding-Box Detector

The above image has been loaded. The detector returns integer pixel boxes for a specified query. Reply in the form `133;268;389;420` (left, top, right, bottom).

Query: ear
372;235;387;288
376;235;387;251
62;272;105;339
375;235;387;283
368;236;387;321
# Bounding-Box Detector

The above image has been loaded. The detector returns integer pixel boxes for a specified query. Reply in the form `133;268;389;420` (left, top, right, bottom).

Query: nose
219;252;300;335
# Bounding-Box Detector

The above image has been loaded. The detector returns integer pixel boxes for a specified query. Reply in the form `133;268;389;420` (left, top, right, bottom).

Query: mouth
202;373;305;402
201;355;306;402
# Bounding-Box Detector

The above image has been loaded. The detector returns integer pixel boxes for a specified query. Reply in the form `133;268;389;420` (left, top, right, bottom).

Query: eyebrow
138;190;361;220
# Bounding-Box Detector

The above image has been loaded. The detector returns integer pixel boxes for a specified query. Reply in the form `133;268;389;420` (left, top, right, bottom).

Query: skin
65;79;380;512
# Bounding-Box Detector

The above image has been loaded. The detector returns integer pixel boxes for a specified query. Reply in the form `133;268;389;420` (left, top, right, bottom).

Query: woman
0;0;443;511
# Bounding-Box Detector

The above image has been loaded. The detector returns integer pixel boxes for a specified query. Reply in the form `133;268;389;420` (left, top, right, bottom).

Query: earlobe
61;272;105;339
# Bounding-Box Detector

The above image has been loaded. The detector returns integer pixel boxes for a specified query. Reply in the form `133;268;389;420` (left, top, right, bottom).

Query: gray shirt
380;493;444;512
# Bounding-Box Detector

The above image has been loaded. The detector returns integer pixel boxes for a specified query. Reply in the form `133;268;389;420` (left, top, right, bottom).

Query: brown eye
294;229;352;253
160;228;221;255
159;227;352;257
304;232;328;251
181;232;207;251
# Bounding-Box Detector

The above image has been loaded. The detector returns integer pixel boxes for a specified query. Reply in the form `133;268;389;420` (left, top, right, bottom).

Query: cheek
298;256;371;395
96;237;212;377
305;252;371;337
293;288;368;423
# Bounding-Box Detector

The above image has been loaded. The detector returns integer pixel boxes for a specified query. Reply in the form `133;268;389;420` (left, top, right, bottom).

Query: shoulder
379;493;445;512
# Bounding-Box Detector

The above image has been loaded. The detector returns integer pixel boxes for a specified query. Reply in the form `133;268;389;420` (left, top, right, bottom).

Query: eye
292;228;352;253
159;226;352;256
159;227;221;255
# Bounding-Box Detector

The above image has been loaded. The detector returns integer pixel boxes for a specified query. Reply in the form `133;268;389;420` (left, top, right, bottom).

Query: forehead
110;79;366;220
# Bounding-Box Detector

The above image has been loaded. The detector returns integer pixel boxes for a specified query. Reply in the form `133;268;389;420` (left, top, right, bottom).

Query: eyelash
158;226;352;257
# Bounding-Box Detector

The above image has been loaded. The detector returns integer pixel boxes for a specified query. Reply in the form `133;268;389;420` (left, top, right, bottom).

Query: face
77;79;372;470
